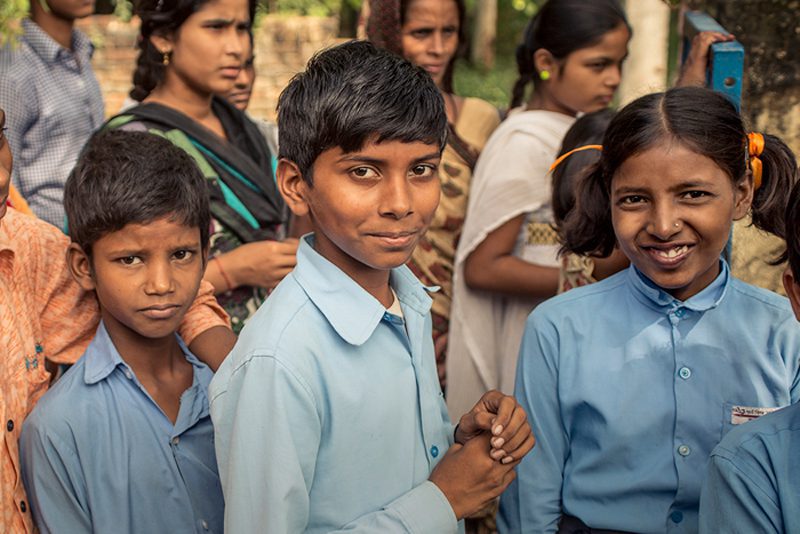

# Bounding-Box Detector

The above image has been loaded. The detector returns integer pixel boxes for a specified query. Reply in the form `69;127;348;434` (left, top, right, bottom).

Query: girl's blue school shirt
498;261;800;534
19;322;222;533
209;235;460;533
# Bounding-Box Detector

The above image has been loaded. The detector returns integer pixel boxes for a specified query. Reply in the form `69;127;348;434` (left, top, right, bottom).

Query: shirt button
201;519;209;530
678;444;691;456
670;511;683;523
124;369;133;380
679;367;692;380
19;500;27;513
6;420;13;432
171;436;180;446
675;308;686;318
430;445;439;458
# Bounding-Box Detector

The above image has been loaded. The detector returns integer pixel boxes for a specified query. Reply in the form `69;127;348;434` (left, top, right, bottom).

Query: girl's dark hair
399;0;466;94
551;108;614;227
563;86;799;258
130;0;256;101
786;180;800;280
510;0;630;109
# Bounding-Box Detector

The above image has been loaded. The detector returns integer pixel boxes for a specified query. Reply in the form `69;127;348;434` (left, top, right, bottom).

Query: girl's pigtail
560;162;616;257
509;43;535;110
750;133;799;240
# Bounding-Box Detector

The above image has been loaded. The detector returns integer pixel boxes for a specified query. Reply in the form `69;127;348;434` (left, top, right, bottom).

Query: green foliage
268;0;359;16
0;0;28;46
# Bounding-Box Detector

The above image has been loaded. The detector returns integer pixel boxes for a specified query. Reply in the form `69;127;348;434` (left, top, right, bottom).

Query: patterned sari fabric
407;97;500;387
105;98;287;333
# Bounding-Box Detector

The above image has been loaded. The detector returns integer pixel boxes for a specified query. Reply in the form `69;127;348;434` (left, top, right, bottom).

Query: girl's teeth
656;245;688;258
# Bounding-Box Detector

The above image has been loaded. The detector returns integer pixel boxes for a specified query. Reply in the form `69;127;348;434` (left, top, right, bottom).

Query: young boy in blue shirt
699;178;800;533
20;130;225;533
209;40;535;533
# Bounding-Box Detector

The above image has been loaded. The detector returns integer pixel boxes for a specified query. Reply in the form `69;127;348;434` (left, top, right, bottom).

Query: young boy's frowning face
281;138;441;282
69;217;206;351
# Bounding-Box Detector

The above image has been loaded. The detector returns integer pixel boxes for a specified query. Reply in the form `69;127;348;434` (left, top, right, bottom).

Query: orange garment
0;208;229;533
7;186;32;217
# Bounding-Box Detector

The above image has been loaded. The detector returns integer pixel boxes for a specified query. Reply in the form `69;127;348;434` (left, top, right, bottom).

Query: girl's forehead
612;143;730;189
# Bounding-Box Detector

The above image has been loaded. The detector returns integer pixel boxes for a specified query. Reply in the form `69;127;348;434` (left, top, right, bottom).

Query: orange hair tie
549;145;603;173
748;132;764;191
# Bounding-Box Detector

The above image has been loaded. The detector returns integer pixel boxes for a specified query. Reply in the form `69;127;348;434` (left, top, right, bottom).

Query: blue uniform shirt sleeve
699;452;782;533
20;412;92;534
498;310;564;534
211;354;458;534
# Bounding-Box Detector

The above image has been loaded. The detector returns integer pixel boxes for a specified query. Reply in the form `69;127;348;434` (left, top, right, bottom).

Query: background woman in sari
106;0;297;333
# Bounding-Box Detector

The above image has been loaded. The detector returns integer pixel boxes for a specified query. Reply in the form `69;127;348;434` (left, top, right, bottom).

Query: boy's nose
380;177;413;219
145;262;176;295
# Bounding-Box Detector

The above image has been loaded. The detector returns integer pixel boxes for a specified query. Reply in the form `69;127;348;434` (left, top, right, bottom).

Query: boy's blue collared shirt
498;262;800;534
20;322;223;534
0;19;104;227
210;235;460;533
699;401;800;533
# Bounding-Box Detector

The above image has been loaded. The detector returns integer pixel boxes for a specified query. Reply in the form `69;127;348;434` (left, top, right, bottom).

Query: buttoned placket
668;303;693;532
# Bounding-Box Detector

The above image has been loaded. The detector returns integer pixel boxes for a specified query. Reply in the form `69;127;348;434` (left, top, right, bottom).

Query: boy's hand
455;390;535;464
228;238;299;290
676;31;734;88
429;433;519;520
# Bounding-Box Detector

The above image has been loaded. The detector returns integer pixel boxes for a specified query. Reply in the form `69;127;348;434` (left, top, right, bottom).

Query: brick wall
76;14;340;121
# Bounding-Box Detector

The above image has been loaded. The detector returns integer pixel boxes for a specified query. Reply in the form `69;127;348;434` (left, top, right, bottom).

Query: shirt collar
0;214;16;255
83;320;201;385
22;18;94;64
291;234;433;346
627;258;730;312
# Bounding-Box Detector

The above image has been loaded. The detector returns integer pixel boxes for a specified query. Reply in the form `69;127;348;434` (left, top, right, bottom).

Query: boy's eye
350;167;379;180
118;256;142;266
410;164;436;178
173;249;194;261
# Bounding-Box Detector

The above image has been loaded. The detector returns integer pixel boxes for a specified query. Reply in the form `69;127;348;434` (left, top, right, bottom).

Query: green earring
539;70;550;81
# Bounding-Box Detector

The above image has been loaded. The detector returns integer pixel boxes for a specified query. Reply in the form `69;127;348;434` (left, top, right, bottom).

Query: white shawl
446;110;575;420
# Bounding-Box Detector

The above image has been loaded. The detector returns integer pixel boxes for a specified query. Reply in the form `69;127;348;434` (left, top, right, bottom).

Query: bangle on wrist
212;256;233;292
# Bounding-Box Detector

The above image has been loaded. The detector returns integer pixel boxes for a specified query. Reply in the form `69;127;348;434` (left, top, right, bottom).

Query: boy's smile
611;142;751;301
282;138;441;302
71;217;206;354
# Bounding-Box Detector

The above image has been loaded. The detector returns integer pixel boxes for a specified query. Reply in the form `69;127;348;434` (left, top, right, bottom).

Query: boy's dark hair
552;108;614;227
562;86;799;258
786;180;800;279
510;0;630;109
277;40;447;184
130;0;256;102
64;130;210;255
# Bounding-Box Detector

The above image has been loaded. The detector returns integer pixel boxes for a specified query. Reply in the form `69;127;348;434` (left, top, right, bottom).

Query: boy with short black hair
698;178;800;532
210;40;534;533
20;130;225;533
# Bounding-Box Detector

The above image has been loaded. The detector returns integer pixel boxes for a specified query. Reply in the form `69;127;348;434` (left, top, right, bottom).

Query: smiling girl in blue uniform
498;86;800;533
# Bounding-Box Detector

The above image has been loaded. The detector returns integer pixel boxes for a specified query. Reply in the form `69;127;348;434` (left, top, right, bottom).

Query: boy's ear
732;172;755;220
533;48;558;80
277;158;311;217
783;267;800;321
66;243;97;291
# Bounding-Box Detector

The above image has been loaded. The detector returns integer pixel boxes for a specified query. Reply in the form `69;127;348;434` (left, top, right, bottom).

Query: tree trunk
618;0;671;105
687;0;800;294
470;0;497;70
